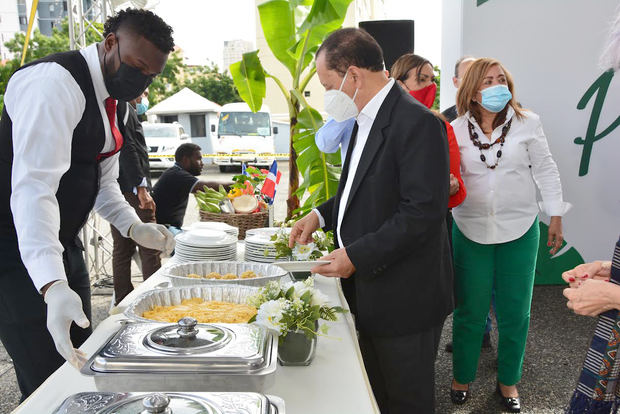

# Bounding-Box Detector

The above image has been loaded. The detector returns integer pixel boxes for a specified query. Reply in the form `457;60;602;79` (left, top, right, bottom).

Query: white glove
44;280;90;369
129;222;175;255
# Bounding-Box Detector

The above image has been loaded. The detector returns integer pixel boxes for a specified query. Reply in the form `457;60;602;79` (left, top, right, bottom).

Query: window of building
161;115;178;123
190;114;206;137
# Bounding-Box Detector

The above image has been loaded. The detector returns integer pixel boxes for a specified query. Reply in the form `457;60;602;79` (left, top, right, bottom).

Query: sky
151;0;442;69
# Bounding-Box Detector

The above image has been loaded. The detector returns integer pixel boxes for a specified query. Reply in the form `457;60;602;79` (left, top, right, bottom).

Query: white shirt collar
80;43;110;103
465;105;515;130
357;78;394;126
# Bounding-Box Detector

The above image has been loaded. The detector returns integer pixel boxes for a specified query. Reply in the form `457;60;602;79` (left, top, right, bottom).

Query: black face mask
103;38;154;101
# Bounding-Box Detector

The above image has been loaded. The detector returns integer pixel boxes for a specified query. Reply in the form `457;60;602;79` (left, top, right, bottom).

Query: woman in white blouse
448;58;569;413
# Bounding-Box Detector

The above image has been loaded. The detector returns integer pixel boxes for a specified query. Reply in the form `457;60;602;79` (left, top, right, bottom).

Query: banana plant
230;0;353;219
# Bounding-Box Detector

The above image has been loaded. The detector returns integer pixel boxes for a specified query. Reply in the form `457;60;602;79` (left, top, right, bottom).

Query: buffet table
13;257;379;413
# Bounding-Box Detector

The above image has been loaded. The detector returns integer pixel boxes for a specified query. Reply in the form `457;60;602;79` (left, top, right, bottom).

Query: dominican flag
261;161;281;204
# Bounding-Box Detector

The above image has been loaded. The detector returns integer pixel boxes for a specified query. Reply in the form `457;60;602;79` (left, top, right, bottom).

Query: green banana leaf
534;222;585;285
229;50;266;113
257;0;297;76
230;0;353;218
288;0;353;74
292;107;341;216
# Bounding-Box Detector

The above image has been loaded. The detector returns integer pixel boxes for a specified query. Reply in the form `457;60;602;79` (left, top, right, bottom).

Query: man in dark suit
441;56;476;123
289;28;453;413
111;101;161;305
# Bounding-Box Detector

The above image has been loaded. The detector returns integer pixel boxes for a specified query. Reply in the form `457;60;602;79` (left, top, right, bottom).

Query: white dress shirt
314;79;394;247
451;106;570;244
4;43;140;291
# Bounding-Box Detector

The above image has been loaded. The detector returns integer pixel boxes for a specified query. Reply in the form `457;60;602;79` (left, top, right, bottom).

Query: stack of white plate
244;227;290;263
174;229;237;262
182;221;239;239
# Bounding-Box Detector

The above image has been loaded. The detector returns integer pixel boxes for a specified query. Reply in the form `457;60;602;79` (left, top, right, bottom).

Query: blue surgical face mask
136;97;149;115
479;84;512;113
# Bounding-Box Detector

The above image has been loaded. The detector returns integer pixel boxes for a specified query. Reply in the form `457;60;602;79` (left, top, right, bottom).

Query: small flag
241;163;249;176
261;161;281;204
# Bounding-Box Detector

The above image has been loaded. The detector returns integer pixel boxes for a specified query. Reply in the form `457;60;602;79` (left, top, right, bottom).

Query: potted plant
247;277;345;366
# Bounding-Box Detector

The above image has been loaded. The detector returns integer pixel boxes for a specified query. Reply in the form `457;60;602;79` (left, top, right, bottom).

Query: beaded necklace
467;118;513;169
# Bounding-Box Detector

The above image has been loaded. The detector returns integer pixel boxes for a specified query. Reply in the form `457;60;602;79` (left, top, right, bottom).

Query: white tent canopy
147;87;221;115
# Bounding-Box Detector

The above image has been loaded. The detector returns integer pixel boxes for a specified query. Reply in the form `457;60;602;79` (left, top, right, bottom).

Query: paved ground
2;163;597;413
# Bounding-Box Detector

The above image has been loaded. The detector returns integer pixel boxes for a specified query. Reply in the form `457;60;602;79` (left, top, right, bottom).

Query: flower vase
277;329;317;366
291;271;311;281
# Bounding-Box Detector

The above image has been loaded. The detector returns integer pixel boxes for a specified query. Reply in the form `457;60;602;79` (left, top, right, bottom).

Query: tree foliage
0;20;240;110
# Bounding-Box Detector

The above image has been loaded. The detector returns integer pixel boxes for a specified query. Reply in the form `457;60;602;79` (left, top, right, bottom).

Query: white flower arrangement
269;226;334;261
247;277;346;339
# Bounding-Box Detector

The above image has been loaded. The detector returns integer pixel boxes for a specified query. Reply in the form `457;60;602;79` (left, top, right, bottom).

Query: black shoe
496;383;521;413
445;341;453;353
450;382;469;405
482;332;492;349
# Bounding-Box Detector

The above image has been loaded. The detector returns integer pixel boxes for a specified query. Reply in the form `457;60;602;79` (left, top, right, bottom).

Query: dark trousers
110;192;161;305
359;321;444;414
0;235;92;400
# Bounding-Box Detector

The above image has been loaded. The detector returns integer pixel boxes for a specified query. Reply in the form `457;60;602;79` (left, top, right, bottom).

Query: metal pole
67;0;76;50
82;225;89;270
93;214;100;279
77;0;86;49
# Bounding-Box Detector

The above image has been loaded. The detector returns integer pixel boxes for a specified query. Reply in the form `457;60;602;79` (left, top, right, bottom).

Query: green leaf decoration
534;222;585;285
300;290;313;304
229;50;266;113
285;286;295;300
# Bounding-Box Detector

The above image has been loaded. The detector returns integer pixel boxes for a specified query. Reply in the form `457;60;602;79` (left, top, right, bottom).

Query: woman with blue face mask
448;58;570;412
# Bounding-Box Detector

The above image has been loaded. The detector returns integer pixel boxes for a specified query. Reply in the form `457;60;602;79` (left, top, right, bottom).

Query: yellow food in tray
187;271;258;280
142;298;257;323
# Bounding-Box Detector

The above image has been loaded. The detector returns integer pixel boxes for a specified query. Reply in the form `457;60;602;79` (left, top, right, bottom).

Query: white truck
212;102;277;172
143;122;191;171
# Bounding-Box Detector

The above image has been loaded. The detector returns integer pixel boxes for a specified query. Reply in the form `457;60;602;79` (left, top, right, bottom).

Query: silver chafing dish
52;391;285;413
81;317;277;392
162;261;290;287
124;285;258;323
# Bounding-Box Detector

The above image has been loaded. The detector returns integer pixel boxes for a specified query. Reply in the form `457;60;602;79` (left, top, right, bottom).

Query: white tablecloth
13;254;379;414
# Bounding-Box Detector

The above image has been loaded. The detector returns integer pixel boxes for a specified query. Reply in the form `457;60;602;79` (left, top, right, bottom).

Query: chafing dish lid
145;318;231;354
52;392;277;414
85;319;274;374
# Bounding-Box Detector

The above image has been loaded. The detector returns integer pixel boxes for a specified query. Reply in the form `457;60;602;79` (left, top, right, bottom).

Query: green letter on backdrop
574;70;620;176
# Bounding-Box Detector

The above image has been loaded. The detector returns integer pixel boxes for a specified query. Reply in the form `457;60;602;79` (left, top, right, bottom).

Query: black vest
0;50;122;243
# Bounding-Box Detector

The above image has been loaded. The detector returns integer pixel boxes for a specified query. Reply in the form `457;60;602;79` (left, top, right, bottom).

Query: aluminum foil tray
162;261;290;287
124;285;259;323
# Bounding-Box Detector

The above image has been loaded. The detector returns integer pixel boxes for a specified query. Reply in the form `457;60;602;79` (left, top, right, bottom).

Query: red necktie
97;97;124;161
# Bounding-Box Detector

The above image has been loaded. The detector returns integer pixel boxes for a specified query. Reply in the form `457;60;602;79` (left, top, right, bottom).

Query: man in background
441;56;476;122
111;99;160;305
153;143;224;232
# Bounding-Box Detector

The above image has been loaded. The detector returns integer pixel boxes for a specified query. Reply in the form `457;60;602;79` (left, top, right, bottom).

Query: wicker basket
199;210;269;239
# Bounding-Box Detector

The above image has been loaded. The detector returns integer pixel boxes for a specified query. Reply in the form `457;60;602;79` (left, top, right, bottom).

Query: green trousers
452;218;539;386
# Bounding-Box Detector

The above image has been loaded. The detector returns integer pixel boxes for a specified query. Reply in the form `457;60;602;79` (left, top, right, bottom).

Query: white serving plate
273;260;331;272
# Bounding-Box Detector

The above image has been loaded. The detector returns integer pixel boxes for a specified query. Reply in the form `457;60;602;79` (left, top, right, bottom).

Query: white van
212;102;277;172
143;122;191;171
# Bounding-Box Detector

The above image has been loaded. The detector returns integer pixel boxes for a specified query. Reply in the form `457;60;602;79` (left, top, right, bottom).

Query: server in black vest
289;29;453;413
0;9;175;399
